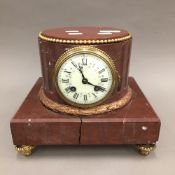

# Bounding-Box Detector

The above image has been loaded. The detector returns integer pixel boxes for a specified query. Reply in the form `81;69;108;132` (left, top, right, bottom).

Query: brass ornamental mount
15;144;156;156
15;145;35;156
136;144;156;156
39;32;132;44
53;46;120;108
39;87;132;116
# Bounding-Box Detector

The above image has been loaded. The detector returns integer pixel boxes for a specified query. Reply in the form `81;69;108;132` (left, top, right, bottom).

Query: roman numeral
82;57;87;65
62;79;69;83
84;95;87;101
92;93;97;98
65;86;71;93
71;61;78;68
101;78;108;82
99;87;106;92
64;70;71;74
98;68;105;74
73;93;79;99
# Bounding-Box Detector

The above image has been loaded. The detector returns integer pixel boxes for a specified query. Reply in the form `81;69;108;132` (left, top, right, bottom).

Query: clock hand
78;65;86;79
86;81;106;92
86;81;94;86
78;65;106;92
78;65;89;83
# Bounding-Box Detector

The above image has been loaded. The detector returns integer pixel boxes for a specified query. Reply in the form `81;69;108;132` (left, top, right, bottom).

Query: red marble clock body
10;27;161;156
38;27;132;112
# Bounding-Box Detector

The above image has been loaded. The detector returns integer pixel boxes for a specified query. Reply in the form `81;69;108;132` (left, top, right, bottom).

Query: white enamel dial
54;47;117;107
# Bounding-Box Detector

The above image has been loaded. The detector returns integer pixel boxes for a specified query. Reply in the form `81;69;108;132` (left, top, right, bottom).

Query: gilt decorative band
38;32;132;44
39;87;133;116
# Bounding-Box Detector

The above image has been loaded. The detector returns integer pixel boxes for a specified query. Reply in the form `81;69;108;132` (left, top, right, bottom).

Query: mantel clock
10;27;161;156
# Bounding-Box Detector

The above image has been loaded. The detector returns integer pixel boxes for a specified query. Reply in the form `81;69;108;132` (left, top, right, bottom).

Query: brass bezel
53;46;119;108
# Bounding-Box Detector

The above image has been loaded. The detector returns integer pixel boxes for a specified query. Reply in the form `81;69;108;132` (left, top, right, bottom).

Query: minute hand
87;81;106;92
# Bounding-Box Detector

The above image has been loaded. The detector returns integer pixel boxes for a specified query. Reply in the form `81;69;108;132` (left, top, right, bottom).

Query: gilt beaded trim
38;32;132;44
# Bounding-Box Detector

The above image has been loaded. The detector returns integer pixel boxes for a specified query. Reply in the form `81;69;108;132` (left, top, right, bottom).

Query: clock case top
40;26;130;41
39;27;132;107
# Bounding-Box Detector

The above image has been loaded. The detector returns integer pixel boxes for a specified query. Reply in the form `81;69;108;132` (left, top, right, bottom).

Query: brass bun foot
14;144;156;156
136;144;156;156
15;145;35;156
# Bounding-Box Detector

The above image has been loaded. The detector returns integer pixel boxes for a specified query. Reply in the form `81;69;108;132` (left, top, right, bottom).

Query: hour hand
78;64;82;71
78;65;85;79
78;64;84;73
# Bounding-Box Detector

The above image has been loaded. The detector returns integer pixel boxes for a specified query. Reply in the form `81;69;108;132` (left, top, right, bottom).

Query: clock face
54;46;118;107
